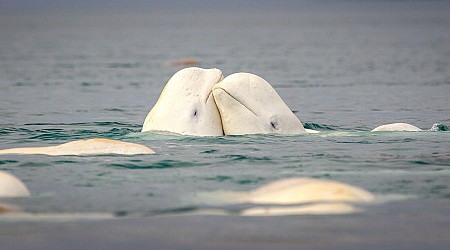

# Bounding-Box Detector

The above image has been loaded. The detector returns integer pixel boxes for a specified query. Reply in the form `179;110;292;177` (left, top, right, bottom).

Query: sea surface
1;1;449;249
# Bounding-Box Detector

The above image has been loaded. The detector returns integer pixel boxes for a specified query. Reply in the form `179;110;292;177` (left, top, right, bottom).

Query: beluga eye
193;109;198;117
270;120;279;130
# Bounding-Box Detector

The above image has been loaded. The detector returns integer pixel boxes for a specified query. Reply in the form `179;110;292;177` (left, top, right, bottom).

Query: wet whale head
142;67;224;136
212;72;308;135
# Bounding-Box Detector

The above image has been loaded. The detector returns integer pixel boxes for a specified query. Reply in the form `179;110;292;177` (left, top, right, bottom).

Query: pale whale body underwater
0;67;440;215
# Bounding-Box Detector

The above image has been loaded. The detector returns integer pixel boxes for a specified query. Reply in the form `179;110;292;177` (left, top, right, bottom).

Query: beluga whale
0;171;30;198
0;138;155;156
371;123;447;132
142;67;224;136
212;72;314;135
371;123;422;132
195;178;374;216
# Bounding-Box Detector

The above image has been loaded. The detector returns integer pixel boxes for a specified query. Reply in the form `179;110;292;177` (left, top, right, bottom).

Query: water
1;1;450;249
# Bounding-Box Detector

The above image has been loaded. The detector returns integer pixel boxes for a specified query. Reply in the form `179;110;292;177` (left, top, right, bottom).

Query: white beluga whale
142;67;224;136
371;122;447;132
212;72;313;135
0;171;30;198
195;178;374;216
0;138;155;156
372;123;422;132
246;178;374;205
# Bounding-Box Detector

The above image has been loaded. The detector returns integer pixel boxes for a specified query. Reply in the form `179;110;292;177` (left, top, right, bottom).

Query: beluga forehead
212;72;308;135
142;67;224;136
162;67;224;101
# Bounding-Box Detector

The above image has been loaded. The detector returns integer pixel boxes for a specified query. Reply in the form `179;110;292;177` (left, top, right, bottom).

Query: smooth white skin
0;171;30;197
142;67;224;136
246;178;374;204
0;138;155;156
196;178;374;216
212;73;308;135
372;123;422;132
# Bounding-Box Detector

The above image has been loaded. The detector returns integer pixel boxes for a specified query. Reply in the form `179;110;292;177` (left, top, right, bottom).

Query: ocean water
1;1;450;249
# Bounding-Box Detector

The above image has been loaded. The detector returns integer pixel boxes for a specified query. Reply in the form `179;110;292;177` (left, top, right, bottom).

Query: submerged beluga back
142;67;224;136
212;72;308;135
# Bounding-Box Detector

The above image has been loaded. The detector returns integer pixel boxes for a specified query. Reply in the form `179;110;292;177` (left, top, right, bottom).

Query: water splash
428;123;449;132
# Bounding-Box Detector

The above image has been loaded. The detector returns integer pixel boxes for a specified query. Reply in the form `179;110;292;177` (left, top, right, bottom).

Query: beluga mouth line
205;91;214;105
204;73;224;104
214;86;258;117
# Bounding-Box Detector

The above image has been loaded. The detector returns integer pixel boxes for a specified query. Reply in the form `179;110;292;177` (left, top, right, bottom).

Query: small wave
13;82;35;87
203;175;266;186
51;160;79;164
0;160;18;165
204;175;233;182
107;160;200;169
0;127;33;136
3;122;141;141
303;123;337;131
24;121;140;128
234;177;266;185
200;149;218;154
104;108;126;112
219;154;272;162
149;206;201;216
29;131;73;141
18;162;51;168
81;82;103;87
106;63;140;69
428;123;449;132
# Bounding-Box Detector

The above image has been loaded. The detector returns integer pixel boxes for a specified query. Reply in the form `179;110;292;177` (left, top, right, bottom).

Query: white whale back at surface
142;67;224;136
0;138;155;156
212;73;308;135
372;123;422;132
0;171;30;197
196;178;374;216
247;178;374;204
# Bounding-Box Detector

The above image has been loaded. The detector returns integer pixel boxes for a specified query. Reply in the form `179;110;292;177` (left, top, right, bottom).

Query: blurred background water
0;0;449;249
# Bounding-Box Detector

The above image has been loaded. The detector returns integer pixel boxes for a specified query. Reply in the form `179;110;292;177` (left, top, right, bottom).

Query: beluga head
212;72;308;135
142;67;224;136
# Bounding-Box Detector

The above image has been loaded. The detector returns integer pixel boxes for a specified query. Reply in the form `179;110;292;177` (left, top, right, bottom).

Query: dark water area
1;1;450;249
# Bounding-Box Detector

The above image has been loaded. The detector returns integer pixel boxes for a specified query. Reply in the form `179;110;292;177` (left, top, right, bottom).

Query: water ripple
303;122;337;131
1;122;141;142
219;154;273;162
107;160;202;169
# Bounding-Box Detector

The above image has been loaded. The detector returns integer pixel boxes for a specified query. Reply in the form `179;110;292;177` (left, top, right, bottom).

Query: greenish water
0;1;449;249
